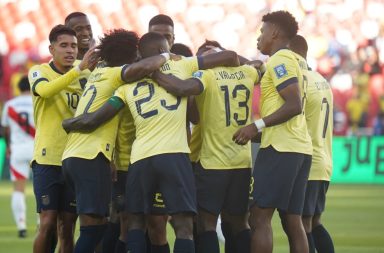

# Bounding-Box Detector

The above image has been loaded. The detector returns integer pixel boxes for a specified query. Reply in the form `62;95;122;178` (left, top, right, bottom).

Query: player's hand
170;53;182;61
246;60;266;74
232;123;258;145
110;163;117;182
79;46;100;71
62;119;73;134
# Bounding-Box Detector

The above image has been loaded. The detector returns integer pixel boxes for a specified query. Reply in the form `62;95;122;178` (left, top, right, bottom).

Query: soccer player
28;24;98;253
0;76;34;238
61;29;177;253
288;35;335;253
232;11;313;253
171;43;193;57
62;32;240;253
149;14;175;48
65;12;94;60
150;40;262;253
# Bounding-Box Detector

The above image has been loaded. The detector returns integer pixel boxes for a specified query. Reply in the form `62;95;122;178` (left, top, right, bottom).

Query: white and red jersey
1;94;35;148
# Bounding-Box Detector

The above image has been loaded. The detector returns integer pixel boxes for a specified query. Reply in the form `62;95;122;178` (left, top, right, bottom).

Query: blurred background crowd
0;0;383;136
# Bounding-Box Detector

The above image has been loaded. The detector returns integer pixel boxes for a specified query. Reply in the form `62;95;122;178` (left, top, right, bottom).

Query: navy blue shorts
125;153;196;215
302;181;329;216
32;162;76;213
63;153;112;217
251;145;311;215
195;162;251;216
112;170;127;213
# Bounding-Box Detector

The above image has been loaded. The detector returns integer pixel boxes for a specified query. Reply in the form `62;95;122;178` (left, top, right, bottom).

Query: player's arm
187;96;199;125
31;48;98;98
62;96;124;133
151;71;204;96
122;53;179;83
233;82;302;145
199;50;240;69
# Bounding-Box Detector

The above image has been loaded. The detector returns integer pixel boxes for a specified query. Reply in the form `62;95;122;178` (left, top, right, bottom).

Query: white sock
11;191;26;230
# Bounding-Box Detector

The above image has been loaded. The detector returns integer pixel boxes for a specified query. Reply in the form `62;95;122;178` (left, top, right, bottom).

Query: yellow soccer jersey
305;70;333;181
28;62;88;166
189;123;202;163
259;49;312;155
114;108;135;171
114;57;200;164
63;64;126;161
192;65;260;169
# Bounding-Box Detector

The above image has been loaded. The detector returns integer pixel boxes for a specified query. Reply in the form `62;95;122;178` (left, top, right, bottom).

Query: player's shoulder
28;63;50;80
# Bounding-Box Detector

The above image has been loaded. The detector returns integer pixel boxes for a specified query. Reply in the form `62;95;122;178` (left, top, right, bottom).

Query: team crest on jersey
273;64;288;79
193;71;203;78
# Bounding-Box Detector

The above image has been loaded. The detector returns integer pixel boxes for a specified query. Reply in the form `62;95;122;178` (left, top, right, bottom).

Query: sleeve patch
31;71;41;80
273;64;288;79
193;71;203;78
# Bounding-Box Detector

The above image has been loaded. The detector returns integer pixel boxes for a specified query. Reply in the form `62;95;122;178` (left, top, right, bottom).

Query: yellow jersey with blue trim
114;107;135;171
305;69;333;180
192;65;260;169
113;57;200;164
259;49;312;155
28;62;88;166
63;63;127;161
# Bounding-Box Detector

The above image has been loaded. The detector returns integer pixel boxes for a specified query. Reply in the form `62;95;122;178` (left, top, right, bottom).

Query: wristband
73;65;82;74
212;47;222;52
254;118;266;131
161;52;170;61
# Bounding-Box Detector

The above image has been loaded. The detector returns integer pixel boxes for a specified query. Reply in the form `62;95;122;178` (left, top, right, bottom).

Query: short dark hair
97;29;139;67
171;43;193;57
49;25;76;43
64;12;87;25
138;32;167;57
262;11;298;39
196;39;223;56
18;76;30;92
149;14;174;28
289;34;308;59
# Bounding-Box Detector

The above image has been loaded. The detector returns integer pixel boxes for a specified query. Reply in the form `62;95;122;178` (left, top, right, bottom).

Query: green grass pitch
0;181;383;253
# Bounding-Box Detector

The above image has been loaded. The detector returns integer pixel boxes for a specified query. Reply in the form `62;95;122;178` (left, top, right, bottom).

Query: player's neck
269;40;289;56
77;48;89;60
52;61;72;74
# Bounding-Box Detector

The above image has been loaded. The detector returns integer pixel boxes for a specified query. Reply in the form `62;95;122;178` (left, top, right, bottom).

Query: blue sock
197;231;219;253
126;229;146;253
74;224;107;253
151;243;170;253
174;238;195;253
306;232;315;253
221;222;235;253
312;224;335;253
102;222;120;253
114;239;126;253
235;229;250;253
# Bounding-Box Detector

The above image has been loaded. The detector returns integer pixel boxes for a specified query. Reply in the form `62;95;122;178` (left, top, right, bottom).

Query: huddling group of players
1;8;336;253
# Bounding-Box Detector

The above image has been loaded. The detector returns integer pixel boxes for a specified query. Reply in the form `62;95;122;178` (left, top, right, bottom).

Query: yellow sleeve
112;85;128;105
111;65;126;89
183;56;200;75
192;69;214;91
267;54;299;91
28;66;80;98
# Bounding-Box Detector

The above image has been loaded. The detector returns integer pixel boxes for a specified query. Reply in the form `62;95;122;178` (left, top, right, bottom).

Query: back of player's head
18;76;30;92
148;14;174;28
196;39;223;56
49;25;76;43
288;34;308;59
170;43;193;57
138;32;169;58
262;11;298;39
64;12;87;26
97;29;139;67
